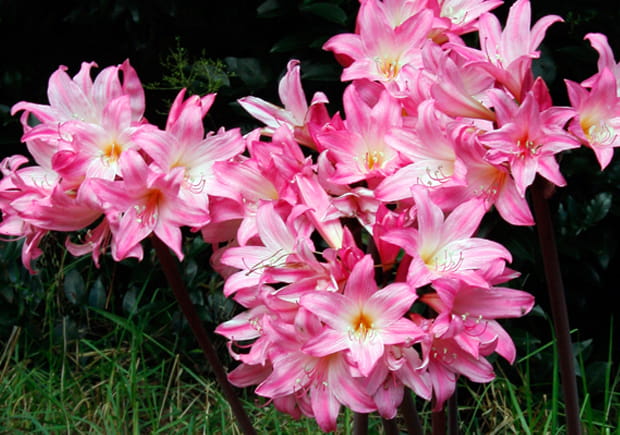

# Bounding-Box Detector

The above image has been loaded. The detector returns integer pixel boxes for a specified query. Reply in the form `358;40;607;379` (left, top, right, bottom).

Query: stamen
442;5;469;25
515;139;542;158
186;175;207;194
586;120;616;145
374;57;401;80
430;249;465;272
348;311;376;342
244;248;291;275
101;141;123;165
361;150;385;171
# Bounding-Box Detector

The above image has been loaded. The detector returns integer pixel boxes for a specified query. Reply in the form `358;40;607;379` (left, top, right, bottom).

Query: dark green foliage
0;240;44;333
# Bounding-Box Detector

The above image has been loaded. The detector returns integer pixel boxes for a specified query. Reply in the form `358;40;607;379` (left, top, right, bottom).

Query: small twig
0;326;21;381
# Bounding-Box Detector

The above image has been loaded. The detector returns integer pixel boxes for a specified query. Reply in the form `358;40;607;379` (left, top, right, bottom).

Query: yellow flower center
350;311;375;341
364;150;385;171
516;138;541;158
375;57;401;80
582;118;615;145
102;141;123;164
134;189;163;225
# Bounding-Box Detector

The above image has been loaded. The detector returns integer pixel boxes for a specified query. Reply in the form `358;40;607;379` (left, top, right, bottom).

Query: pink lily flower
480;80;580;196
566;68;620;169
374;100;468;202
135;89;245;227
316;84;406;185
294;172;344;249
11;61;145;181
425;45;497;121
410;314;497;411
0;157;48;272
323;3;434;94
86;149;204;261
357;0;428;29
0;152;112;271
237;59;330;147
219;202;316;297
0;216;46;274
49;94;145;182
254;310;376;432
428;0;504;37
64;218;114;268
436;124;535;225
582;33;620;91
11;60;144;130
427;330;495;410
383;187;511;289
208;128;307;245
456;0;562;100
0;153;101;234
300;255;424;377
423;277;534;362
364;343;432;419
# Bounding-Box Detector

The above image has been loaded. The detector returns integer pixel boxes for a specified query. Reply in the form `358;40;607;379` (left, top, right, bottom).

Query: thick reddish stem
353;412;369;435
401;390;424;435
448;390;458;434
151;235;256;435
432;406;447;435
531;178;582;435
382;417;399;435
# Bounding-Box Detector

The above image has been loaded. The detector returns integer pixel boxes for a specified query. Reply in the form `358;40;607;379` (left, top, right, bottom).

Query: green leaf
0;286;14;304
583;192;612;230
299;62;341;81
584;361;613;395
88;278;107;309
257;0;285;18
122;287;139;315
270;34;313;53
299;2;348;25
184;258;198;286
63;268;85;305
53;316;79;342
224;57;272;90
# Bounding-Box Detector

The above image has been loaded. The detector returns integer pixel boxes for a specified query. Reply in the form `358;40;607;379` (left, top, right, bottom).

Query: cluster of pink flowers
2;0;619;431
1;61;244;270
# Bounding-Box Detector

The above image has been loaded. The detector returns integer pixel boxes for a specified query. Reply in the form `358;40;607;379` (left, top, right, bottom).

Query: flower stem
431;406;446;435
448;389;458;434
531;177;582;435
401;390;424;435
353;412;368;435
382;417;399;435
151;235;256;435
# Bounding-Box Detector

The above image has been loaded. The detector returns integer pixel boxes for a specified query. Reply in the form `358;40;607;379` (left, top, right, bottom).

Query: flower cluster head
1;0;618;432
2;61;245;270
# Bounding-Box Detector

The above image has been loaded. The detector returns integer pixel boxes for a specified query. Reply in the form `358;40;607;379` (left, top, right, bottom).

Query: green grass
0;323;349;434
1;309;618;434
0;242;617;433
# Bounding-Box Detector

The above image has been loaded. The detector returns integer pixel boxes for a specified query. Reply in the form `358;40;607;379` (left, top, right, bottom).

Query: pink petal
310;383;341;433
343;255;377;303
278;59;308;122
